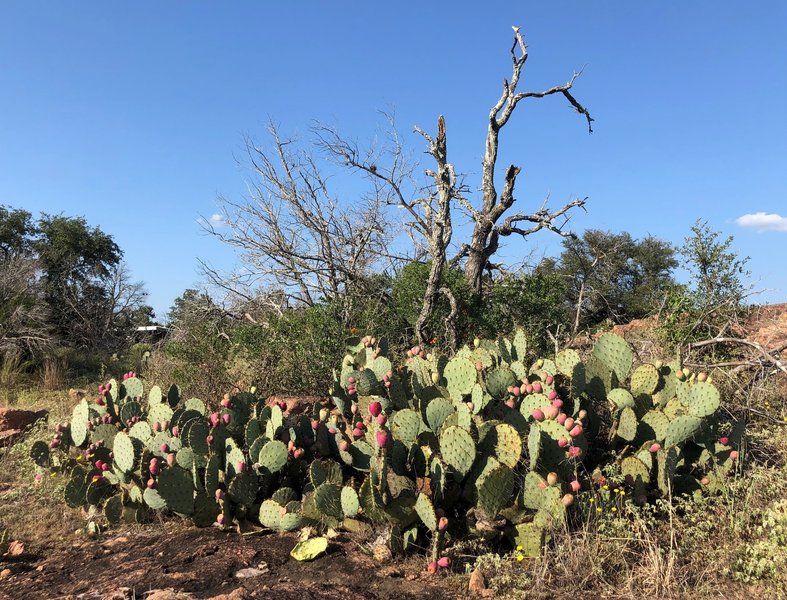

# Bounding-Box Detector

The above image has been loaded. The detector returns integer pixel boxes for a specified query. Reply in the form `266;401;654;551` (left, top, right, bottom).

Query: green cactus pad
30;441;50;467
617;407;639;442
341;486;360;517
519;393;548;419
638;410;670;443
290;537;328;562
476;462;514;518
631;364;660;396
592;333;633;381
621;456;651;484
259;440;288;473
119;401;143;426
687;382;720;417
70;400;90;447
369;356;392;382
349;440;374;471
522;471;547;510
608;388;635;411
512;522;545;558
657;446;680;494
425;397;455;433
259;499;283;529
157;466;195;515
511;329;528;361
439;425;476;478
444;357;477;396
165;384;180;407
309;460;343;488
585;356;615;400
244;418;262;447
191;492;220;527
143;487;167;511
414;493;437;531
314;483;343;520
175;447;195;470
128;421;152;445
486;423;522;468
391;409;422;446
486;368;516;400
105;494;123;526
228;471;258;507
64;466;89;508
148;403;174;427
120;376;143;400
665;415;701;447
555;349;581;376
113;432;139;473
355;369;378;396
358;475;386;523
148;385;163;404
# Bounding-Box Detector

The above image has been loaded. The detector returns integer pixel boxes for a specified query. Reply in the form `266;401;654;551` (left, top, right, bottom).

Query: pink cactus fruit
437;556;451;568
570;479;582;493
375;430;389;448
532;408;545;421
649;443;661;453
369;401;383;418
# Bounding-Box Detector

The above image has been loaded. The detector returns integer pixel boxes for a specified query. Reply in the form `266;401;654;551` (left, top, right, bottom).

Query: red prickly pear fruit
561;493;575;507
160;443;170;453
327;427;337;435
544;405;559;420
538;480;547;490
546;375;554;385
106;382;111;391
570;480;582;493
369;402;382;417
532;408;545;421
101;462;109;471
475;361;483;371
558;437;569;448
152;421;161;432
533;383;543;394
339;440;349;452
352;427;363;439
293;448;304;459
557;413;567;425
236;462;246;473
215;489;224;501
147;478;156;489
278;400;287;411
222;413;231;425
347;376;356;385
505;398;516;409
406;350;413;358
221;397;232;408
697;372;708;382
569;425;583;438
50;439;60;449
375;430;389;448
564;417;575;430
437;556;451;569
34;473;43;482
578;409;588;420
719;436;729;446
412;346;421;356
419;351;426;359
209;413;220;428
700;477;710;485
525;384;533;394
311;419;320;430
546;472;558;487
569;446;582;459
438;516;449;531
207;435;214;445
171;426;179;437
216;514;225;525
552;399;564;409
96;397;105;406
149;459;160;475
94;460;103;470
730;450;739;460
649;443;661;453
540;370;548;380
512;386;521;396
384;381;391;389
548;390;557;401
427;562;438;574
279;506;288;516
377;413;387;427
166;453;176;467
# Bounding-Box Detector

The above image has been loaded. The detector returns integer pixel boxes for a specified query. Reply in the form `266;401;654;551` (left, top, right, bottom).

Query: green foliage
660;221;752;347
45;328;739;568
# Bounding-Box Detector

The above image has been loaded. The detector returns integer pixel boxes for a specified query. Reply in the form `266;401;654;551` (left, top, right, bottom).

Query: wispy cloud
735;212;787;232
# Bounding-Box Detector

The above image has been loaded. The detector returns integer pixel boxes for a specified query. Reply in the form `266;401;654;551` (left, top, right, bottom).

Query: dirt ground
0;528;466;600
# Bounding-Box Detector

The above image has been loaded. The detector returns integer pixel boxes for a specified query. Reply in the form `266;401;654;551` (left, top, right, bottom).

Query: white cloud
735;212;787;232
210;213;224;225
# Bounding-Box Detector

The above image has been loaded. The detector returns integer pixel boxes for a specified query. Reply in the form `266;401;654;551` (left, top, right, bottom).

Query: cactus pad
414;493;437;531
665;415;701;447
439;425;476;478
476;461;514;518
592;333;633;381
259;440;288;473
630;364;660;396
687;382;720;417
425;397;455;433
444;357;477;396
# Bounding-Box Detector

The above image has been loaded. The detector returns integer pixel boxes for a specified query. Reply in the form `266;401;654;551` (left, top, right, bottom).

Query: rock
469;567;494;597
0;568;11;580
234;564;269;578
144;591;195;600
0;407;47;432
207;590;252;600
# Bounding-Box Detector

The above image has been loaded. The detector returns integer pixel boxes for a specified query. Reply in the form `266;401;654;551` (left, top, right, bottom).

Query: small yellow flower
602;484;608;490
611;507;617;512
596;507;602;512
516;545;523;551
50;472;57;477
588;497;595;503
619;490;626;496
516;554;524;562
613;488;620;494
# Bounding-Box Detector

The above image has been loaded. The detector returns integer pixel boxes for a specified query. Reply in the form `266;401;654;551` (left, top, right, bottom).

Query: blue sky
1;2;785;318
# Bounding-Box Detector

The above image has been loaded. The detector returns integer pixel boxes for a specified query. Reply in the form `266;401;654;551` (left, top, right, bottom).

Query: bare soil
1;528;465;600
